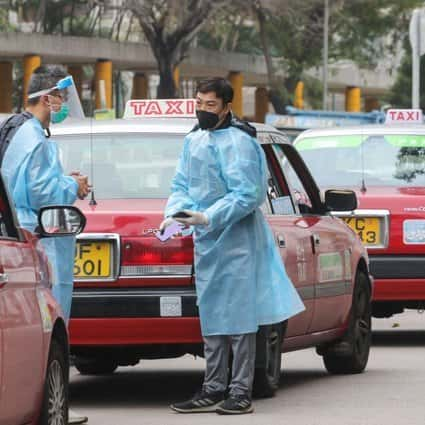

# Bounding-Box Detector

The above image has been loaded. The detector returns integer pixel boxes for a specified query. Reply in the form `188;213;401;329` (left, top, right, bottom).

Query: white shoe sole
216;405;254;415
170;401;223;413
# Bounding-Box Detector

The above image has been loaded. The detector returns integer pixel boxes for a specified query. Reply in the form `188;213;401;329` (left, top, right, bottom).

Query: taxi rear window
295;134;425;188
56;133;183;199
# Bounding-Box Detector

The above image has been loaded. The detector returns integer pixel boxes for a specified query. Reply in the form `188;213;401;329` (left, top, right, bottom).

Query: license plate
341;217;381;246
74;241;112;278
160;296;182;317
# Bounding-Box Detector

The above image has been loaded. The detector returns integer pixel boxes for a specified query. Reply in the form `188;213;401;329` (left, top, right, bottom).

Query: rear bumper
370;255;425;279
369;255;425;301
69;317;202;346
71;288;198;318
69;287;202;346
373;278;425;301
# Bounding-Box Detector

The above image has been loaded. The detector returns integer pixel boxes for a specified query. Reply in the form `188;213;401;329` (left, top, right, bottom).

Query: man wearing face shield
1;65;89;425
162;78;304;415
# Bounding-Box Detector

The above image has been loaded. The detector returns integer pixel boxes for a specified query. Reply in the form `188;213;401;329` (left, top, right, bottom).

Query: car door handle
310;234;320;254
0;273;8;287
276;234;286;248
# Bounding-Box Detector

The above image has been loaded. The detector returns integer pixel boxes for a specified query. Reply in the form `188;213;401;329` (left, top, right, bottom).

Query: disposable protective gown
2;118;78;321
165;125;305;336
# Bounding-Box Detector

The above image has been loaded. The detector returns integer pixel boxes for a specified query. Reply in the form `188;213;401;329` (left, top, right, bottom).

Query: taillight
121;236;193;276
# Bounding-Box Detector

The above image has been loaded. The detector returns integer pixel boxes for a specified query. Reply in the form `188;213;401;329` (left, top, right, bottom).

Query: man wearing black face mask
161;78;304;415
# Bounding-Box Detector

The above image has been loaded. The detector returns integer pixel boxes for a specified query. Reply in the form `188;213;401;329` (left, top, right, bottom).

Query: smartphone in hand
172;211;191;219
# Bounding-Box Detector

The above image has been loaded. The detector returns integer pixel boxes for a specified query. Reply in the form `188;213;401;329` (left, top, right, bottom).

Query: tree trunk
156;55;177;98
255;3;288;113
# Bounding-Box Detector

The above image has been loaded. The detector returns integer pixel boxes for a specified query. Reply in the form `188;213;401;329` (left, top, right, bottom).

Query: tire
74;357;118;375
253;322;285;398
323;270;372;374
38;339;69;425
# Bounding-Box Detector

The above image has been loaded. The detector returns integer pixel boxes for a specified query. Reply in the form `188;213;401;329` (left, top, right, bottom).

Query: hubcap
47;360;66;425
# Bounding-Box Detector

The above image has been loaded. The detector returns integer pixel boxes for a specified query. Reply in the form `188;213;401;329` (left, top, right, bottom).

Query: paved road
70;311;425;425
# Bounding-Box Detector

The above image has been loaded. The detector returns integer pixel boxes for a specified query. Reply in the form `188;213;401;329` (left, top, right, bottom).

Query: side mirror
37;206;86;237
324;189;357;212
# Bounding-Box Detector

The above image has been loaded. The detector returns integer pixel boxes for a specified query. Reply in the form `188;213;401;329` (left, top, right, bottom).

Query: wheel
322;270;371;374
74;357;118;375
38;339;69;425
253;322;285;398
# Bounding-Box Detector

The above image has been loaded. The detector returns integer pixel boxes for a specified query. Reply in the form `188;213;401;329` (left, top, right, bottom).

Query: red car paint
0;190;69;424
294;125;425;318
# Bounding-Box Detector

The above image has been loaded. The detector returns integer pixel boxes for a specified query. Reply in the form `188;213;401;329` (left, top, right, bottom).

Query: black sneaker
216;395;254;415
170;390;225;413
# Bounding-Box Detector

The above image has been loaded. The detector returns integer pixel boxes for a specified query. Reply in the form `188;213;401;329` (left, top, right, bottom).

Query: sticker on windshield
403;220;425;244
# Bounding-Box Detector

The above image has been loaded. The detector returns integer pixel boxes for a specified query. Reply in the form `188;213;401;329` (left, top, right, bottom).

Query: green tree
201;0;423;112
387;39;425;109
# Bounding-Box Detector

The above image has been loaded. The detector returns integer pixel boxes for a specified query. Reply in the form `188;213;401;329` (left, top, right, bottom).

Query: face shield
27;75;85;120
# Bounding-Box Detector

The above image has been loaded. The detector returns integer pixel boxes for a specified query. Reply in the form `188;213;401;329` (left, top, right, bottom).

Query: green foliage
331;0;423;67
200;0;423;108
387;40;425;109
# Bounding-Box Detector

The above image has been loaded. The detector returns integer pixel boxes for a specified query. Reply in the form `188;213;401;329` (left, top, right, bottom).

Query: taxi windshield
56;133;183;199
294;133;425;188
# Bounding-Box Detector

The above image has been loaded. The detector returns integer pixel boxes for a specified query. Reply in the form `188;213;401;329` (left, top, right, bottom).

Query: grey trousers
202;333;256;397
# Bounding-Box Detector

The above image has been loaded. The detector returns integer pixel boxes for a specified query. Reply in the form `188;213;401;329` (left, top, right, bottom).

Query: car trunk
336;186;425;255
74;198;194;288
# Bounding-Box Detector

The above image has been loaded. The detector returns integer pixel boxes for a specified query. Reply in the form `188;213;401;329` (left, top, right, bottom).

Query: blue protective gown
165;125;305;336
2;118;78;321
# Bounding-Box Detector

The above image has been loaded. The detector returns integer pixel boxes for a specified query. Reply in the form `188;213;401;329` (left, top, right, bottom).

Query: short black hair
196;77;234;104
27;65;68;105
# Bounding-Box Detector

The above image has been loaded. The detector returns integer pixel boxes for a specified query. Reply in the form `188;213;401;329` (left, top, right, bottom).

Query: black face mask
196;110;220;130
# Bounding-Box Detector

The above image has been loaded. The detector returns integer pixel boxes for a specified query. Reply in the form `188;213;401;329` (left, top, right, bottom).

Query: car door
0;177;44;425
271;136;352;333
259;134;315;337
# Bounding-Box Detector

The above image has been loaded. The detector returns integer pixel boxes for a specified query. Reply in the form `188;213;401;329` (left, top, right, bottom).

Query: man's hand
173;210;209;226
72;174;90;199
159;217;175;235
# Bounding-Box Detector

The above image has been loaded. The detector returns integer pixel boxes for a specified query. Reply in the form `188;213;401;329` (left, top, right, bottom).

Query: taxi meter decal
385;109;423;124
124;99;196;119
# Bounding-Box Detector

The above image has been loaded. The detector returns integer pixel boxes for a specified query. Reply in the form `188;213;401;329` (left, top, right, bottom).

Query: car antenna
360;130;367;194
89;114;97;206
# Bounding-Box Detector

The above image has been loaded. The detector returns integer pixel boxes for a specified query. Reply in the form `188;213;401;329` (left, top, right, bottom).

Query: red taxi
292;109;425;318
52;99;372;396
0;171;86;424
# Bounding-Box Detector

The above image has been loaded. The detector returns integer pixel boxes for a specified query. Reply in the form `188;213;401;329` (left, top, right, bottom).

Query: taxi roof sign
124;99;196;119
385;108;423;124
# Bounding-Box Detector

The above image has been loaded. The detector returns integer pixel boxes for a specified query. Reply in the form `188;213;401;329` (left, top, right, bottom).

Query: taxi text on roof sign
124;99;196;119
385;108;423;124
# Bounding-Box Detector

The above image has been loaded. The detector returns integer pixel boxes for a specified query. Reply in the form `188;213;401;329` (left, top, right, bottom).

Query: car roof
51;118;287;144
296;124;425;139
